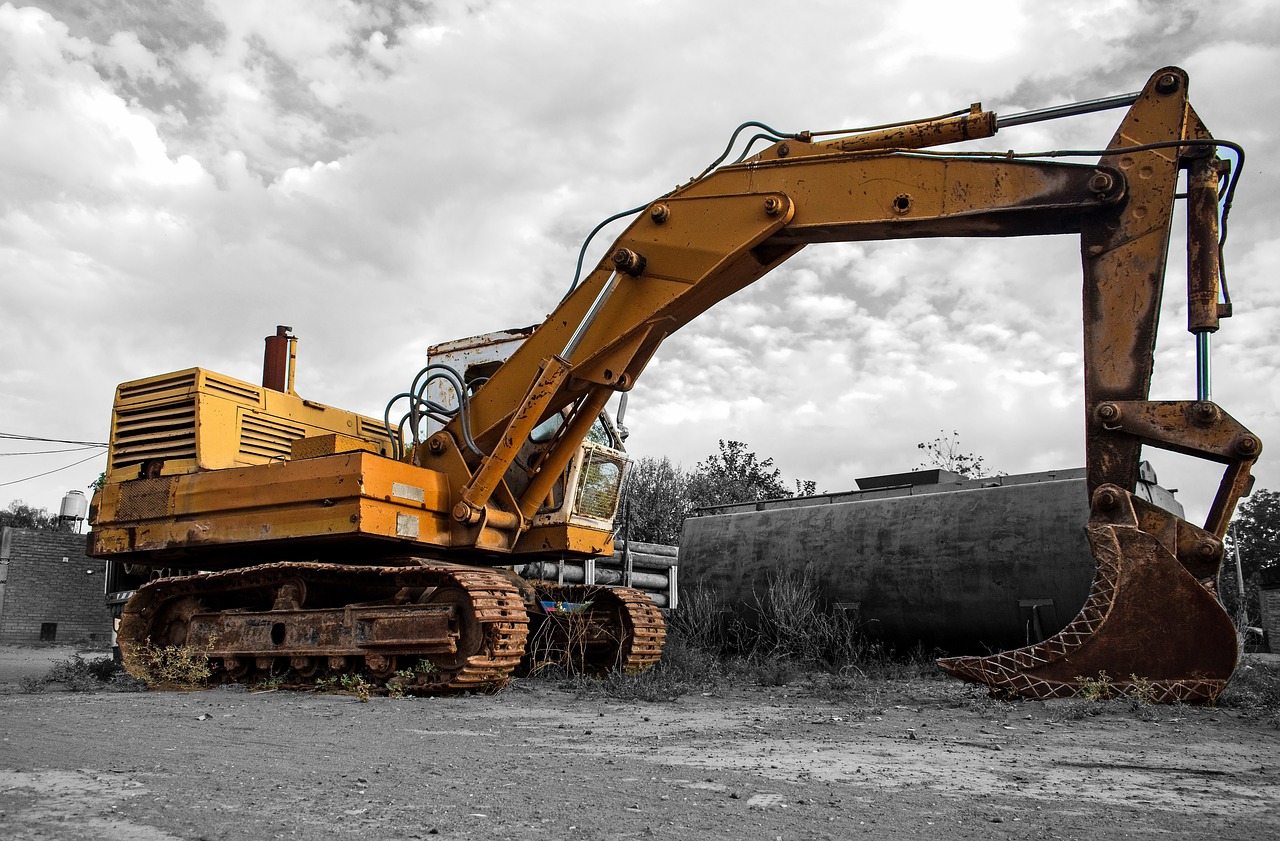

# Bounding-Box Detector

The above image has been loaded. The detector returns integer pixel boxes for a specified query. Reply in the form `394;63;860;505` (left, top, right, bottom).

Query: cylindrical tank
679;468;1135;653
60;490;88;521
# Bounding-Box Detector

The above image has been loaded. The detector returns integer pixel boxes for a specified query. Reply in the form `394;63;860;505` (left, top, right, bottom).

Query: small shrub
725;569;904;673
1125;675;1159;706
317;672;372;702
251;672;286;692
127;642;214;689
524;605;597;676
1059;673;1163;720
22;654;144;693
1073;672;1163;712
387;659;438;697
557;634;726;701
1076;672;1116;701
541;574;952;699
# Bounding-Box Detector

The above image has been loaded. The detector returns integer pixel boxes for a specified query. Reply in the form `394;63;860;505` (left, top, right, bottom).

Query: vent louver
111;400;197;468
239;414;306;460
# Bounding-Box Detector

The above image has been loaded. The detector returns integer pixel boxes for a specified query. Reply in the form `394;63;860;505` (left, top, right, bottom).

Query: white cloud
0;0;1277;530
99;30;169;83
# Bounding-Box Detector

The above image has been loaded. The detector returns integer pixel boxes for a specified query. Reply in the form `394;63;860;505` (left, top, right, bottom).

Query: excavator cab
422;328;630;534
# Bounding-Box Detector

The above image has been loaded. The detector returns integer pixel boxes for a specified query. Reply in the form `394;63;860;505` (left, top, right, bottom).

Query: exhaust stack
262;326;297;394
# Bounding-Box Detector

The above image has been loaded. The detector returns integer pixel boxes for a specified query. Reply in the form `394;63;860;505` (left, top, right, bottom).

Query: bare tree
916;430;1000;479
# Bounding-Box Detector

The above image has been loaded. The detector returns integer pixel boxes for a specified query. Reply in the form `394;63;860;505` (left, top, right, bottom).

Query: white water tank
60;490;88;521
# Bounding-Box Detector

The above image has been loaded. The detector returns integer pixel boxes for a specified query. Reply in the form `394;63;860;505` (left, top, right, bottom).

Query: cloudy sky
2;0;1278;528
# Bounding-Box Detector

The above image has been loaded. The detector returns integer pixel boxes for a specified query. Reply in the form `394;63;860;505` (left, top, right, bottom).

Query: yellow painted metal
98;98;1120;570
825;105;996;152
91;451;454;564
458;356;570;522
517;523;615;557
517;387;613;522
105;368;393;482
456;192;795;450
774;105;997;159
451;142;1112;473
291;433;381;460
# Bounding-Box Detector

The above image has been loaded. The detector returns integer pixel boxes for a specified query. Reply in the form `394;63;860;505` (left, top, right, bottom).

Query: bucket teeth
938;519;1238;703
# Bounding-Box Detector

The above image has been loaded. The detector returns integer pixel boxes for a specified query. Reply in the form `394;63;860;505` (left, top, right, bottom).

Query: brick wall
0;527;112;644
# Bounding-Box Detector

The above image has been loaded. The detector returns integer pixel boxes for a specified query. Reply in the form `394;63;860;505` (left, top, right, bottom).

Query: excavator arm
427;66;1256;701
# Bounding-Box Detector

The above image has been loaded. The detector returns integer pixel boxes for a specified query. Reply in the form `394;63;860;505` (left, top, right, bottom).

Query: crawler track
119;561;529;694
526;584;666;674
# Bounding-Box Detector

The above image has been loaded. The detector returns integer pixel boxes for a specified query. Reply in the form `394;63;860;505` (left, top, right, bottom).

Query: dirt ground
0;644;1277;840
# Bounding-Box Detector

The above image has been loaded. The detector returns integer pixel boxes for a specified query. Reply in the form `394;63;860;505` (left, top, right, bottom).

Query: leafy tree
686;440;795;510
621;441;812;544
916;430;1000;479
0;500;60;531
621;456;690;545
1223;488;1280;621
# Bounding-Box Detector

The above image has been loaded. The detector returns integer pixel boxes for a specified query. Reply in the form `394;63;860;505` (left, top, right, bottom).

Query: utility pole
1230;523;1248;627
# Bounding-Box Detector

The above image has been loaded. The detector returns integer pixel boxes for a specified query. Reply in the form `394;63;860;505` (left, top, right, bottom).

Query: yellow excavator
90;67;1258;701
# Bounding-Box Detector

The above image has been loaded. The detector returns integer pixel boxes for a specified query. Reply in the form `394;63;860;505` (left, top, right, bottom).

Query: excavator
90;67;1258;701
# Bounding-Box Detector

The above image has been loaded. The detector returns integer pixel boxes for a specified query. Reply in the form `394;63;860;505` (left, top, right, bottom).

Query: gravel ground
0;644;1277;840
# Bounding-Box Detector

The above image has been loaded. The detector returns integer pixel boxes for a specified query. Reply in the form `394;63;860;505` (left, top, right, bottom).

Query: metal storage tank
678;466;1182;653
59;490;89;532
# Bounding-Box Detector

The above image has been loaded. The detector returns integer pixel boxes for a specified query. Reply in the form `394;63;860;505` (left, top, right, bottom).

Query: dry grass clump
550;570;928;701
126;642;214;689
1219;658;1280;726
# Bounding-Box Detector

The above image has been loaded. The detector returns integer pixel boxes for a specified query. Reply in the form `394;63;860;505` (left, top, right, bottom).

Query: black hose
383;363;482;460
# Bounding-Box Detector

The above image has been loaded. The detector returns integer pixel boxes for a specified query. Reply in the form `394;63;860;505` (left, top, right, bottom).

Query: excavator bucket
938;485;1240;702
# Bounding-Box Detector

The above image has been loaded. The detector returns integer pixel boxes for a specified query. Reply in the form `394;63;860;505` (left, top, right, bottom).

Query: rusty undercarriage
121;561;665;693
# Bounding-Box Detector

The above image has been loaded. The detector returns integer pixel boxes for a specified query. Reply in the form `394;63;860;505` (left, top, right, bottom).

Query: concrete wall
0;527;111;644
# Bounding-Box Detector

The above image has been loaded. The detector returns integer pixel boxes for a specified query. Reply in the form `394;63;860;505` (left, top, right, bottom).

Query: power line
0;432;108;447
0;451;106;488
0;446;104;457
